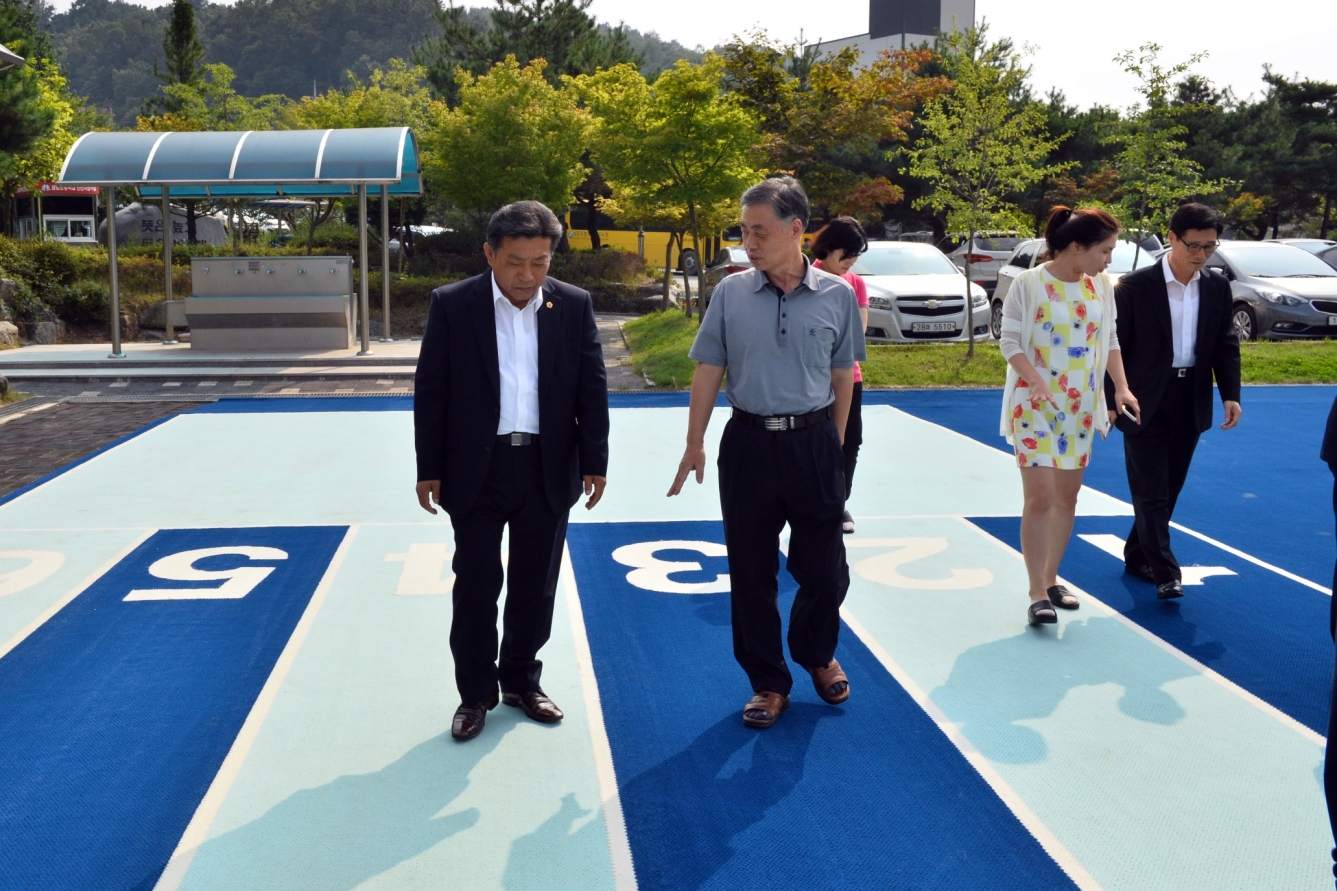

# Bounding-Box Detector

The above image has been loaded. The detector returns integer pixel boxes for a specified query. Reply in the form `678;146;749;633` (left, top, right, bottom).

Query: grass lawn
623;310;1337;388
1;388;33;406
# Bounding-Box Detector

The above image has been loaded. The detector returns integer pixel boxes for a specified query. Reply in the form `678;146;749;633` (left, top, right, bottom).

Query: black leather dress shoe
451;693;499;741
1124;563;1156;584
1156;580;1184;600
502;690;564;723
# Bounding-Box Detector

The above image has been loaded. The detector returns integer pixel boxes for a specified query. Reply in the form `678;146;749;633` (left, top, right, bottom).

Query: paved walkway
0;400;204;498
0;313;645;398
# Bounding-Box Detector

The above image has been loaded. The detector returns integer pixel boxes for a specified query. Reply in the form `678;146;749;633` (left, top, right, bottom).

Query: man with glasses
1106;203;1242;600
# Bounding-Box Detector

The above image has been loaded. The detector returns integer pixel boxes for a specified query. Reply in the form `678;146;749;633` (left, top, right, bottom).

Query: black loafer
451;692;499;741
1157;580;1184;600
502;690;564;723
1124;563;1156;584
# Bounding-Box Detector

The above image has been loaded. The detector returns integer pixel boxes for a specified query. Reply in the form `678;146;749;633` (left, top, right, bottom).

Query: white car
852;242;990;343
389;224;451;252
988;239;1158;339
936;233;1027;295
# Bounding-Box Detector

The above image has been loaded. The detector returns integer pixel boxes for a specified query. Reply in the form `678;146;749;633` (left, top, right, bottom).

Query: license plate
911;321;959;333
1328;316;1337;326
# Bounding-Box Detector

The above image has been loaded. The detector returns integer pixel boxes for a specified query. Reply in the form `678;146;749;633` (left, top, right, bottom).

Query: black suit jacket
1106;261;1241;436
413;272;610;517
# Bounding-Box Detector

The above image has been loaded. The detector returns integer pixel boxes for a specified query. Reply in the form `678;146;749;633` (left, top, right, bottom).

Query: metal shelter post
357;184;372;356
161;189;178;344
107;186;125;359
379;184;392;341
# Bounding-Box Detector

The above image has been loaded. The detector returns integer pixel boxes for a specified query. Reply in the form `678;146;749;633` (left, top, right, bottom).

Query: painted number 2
124;547;289;601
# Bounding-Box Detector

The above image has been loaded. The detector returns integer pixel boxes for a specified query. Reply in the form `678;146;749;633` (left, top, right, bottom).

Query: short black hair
1169;203;1224;238
741;175;810;227
810;217;868;260
486;200;563;251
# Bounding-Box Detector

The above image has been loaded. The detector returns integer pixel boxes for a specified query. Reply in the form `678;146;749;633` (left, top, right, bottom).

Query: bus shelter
57;127;422;356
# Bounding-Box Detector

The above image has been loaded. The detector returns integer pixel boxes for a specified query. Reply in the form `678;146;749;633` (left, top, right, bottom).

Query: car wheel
989;300;1003;340
1232;304;1256;342
680;250;699;276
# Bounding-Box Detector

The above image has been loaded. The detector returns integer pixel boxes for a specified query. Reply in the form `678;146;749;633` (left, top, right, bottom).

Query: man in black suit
413;201;610;741
1107;203;1241;600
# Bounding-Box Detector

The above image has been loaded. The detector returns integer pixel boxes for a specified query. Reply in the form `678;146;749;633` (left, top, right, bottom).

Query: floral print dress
1011;270;1103;469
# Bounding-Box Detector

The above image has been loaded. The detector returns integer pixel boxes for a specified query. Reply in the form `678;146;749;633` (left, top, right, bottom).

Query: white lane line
153;524;360;891
562;546;639;891
963;517;1326;746
1169;521;1332;596
0;529;156;662
1076;533;1236;586
840;606;1107;891
0;400;61;426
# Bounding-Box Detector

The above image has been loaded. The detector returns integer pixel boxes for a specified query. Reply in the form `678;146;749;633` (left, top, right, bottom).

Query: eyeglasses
1180;240;1220;255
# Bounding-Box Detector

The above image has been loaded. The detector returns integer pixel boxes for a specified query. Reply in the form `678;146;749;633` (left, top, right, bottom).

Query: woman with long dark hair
811;217;869;534
998;207;1141;626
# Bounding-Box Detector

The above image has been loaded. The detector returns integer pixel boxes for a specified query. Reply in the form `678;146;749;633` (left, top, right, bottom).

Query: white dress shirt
1161;255;1200;368
491;273;541;434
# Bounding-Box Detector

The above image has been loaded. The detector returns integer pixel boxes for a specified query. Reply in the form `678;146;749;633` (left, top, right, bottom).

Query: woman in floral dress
998;207;1141;626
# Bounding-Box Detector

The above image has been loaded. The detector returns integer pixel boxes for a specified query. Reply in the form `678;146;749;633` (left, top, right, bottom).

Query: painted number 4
124;547;289;601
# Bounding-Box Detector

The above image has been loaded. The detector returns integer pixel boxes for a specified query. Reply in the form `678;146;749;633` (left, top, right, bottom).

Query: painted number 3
611;540;730;594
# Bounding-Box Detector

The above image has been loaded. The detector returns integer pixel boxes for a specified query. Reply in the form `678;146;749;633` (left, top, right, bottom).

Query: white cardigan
997;265;1121;444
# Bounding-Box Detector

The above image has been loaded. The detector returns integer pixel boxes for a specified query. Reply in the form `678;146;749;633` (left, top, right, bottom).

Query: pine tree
153;0;203;100
0;0;56;156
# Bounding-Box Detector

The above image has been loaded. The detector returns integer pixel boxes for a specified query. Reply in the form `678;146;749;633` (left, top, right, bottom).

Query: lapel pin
545;301;553;309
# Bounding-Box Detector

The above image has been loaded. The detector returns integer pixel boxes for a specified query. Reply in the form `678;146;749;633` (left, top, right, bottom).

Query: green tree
0;0;56;156
574;56;759;317
1106;44;1221;253
415;0;641;104
719;32;948;223
908;28;1068;357
285;59;443;254
422;55;590;229
154;0;204;97
1263;72;1337;237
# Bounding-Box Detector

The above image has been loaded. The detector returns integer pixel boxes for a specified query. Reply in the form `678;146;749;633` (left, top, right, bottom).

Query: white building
814;0;975;59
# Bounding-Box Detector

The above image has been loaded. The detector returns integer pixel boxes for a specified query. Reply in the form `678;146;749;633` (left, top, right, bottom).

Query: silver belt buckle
510;432;524;445
763;416;791;431
1177;368;1188;378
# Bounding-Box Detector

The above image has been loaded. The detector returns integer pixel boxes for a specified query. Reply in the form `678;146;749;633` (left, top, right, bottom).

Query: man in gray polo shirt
668;176;865;729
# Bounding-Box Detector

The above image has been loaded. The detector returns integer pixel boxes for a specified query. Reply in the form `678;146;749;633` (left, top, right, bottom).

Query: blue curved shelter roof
58;127;422;198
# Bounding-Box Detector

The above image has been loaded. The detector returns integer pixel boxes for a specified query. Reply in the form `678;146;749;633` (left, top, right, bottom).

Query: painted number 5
125;547;289;601
611;540;730;594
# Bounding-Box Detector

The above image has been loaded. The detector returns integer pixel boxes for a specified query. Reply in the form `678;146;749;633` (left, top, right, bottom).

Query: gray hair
486;200;564;251
741;176;810;227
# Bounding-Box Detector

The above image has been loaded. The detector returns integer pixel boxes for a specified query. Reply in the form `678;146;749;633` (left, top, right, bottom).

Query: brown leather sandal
742;692;789;729
810;659;850;704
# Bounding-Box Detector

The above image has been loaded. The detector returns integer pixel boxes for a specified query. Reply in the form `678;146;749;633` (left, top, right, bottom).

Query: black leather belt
1173;367;1195;378
497;432;539;445
732;406;832;431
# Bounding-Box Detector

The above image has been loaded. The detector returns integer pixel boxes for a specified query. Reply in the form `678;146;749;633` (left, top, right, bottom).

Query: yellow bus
565;206;740;276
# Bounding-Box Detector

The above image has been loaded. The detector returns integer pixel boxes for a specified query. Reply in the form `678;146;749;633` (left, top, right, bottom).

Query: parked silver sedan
854;242;990;343
989;238;1158;339
936;233;1027;296
1206;241;1337;341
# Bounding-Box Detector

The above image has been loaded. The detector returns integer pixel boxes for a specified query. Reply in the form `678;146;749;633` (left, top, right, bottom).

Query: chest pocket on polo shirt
802;326;836;368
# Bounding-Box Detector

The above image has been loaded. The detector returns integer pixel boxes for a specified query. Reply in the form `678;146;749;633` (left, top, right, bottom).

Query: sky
46;0;1337;110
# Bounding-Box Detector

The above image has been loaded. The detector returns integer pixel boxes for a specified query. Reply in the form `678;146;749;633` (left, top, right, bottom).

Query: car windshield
1107;241;1159;274
851;245;961;276
1221;244;1337;278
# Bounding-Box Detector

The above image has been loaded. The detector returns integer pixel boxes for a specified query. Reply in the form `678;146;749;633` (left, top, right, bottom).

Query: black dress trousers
1123;370;1202;585
718;415;849;696
843;382;864;501
447;440;568;705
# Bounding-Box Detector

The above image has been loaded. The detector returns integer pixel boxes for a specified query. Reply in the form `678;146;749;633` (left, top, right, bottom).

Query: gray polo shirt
689;260;866;416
